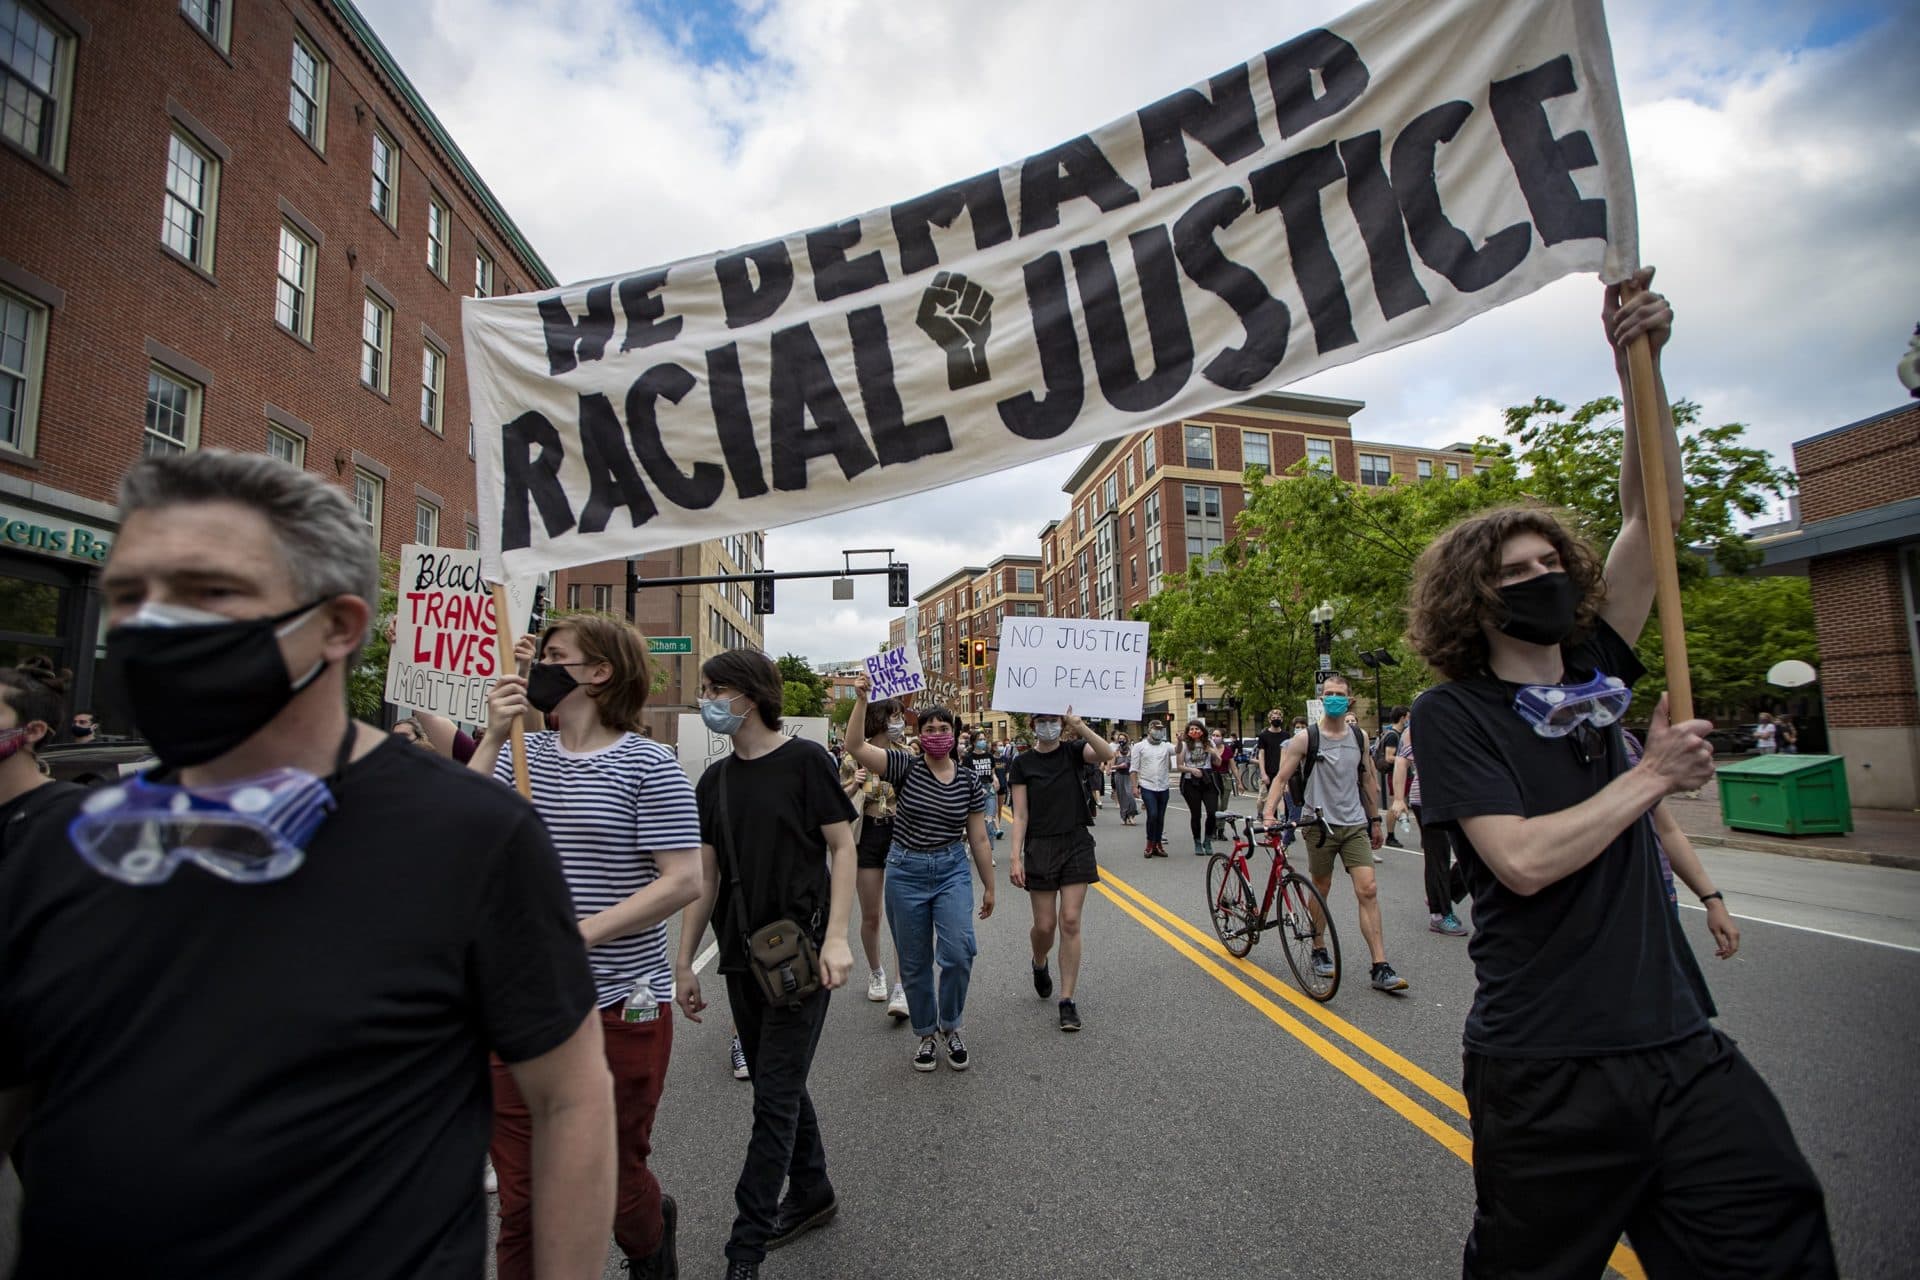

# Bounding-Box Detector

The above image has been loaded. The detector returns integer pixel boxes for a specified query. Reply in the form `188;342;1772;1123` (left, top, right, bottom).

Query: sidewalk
1663;793;1920;872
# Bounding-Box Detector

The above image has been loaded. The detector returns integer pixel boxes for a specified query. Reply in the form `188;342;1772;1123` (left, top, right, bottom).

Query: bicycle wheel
1205;854;1260;958
1275;870;1340;1001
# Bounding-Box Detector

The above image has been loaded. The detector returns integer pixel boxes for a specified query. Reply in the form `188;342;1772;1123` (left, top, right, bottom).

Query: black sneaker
724;1260;758;1280
1058;999;1081;1032
1032;960;1053;999
622;1193;676;1277
1370;962;1409;993
766;1185;837;1251
944;1031;970;1071
912;1035;938;1072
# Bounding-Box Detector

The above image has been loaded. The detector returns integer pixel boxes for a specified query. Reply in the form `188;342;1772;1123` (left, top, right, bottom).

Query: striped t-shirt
495;732;700;1007
883;748;987;850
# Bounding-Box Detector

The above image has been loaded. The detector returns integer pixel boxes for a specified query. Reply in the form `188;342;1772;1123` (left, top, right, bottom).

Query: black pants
725;974;833;1265
1180;776;1217;843
1463;1029;1835;1279
1412;805;1464;915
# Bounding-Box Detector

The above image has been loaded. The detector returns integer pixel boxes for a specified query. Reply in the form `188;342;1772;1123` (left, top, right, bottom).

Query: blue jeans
1140;787;1169;844
884;841;977;1036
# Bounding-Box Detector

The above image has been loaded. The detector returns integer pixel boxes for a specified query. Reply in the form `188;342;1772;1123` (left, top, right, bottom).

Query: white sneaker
866;968;888;1001
886;984;909;1021
483;1159;498;1195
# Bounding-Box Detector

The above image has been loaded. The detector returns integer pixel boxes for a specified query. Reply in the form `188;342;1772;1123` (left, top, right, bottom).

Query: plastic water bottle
1396;811;1413;840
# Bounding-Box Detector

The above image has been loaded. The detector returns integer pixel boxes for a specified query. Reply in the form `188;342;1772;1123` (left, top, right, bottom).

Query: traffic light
751;573;775;616
971;639;988;667
958;641;971;669
887;564;910;608
1183;678;1196;700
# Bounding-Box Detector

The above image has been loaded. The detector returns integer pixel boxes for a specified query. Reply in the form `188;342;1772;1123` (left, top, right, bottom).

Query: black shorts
857;816;894;870
1021;828;1099;892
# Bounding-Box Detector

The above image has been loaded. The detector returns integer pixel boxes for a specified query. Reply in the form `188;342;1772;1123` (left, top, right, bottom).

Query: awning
1139;700;1170;718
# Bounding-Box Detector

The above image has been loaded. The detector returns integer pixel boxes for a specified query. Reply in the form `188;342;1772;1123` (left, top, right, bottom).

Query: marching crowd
0;270;1837;1280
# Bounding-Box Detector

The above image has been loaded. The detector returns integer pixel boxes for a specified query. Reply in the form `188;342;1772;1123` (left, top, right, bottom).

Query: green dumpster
1715;755;1853;837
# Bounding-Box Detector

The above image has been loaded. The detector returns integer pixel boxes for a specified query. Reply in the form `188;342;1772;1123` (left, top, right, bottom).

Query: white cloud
358;0;1920;664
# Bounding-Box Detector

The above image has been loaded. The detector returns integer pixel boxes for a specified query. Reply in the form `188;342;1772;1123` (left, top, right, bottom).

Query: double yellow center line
1093;866;1645;1280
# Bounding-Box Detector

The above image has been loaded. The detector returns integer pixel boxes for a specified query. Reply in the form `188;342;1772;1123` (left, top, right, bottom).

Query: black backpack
1288;724;1366;809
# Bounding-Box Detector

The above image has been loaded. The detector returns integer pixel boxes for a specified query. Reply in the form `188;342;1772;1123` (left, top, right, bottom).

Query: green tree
1633;575;1818;718
828;697;855;730
348;556;401;722
776;653;826;717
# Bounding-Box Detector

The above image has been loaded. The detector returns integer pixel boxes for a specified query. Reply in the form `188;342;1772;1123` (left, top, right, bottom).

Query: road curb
1687;832;1920;873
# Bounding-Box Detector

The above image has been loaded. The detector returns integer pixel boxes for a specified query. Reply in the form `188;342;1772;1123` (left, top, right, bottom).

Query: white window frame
266;424;305;468
420;340;445;433
593;584;613;612
1;0;77;171
353;467;383;531
370;126;397;225
474;247;494;298
360;293;391;393
1243;430;1271;472
288;31;328;150
1143;434;1156;475
1306;437;1335;472
1445;461;1461;480
1016;568;1035;593
179;0;229;53
465;524;480;551
426;192;449;280
1183;423;1214;470
274;222;315;340
1417;458;1433;481
1359;452;1392;486
414;498;438;546
143;363;202;456
162;129;220;272
0;287;49;457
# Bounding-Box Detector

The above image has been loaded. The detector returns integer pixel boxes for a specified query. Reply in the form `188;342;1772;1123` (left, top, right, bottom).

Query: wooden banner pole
1621;283;1693;723
491;583;531;798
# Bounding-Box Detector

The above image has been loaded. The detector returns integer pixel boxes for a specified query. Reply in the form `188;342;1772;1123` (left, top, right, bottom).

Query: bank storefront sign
0;499;114;564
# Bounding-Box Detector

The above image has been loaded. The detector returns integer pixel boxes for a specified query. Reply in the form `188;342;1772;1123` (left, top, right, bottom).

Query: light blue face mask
1322;694;1351;718
700;694;747;735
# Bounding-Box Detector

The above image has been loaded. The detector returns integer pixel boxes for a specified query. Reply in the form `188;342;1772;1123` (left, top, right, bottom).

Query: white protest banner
465;0;1634;579
863;645;926;701
991;617;1149;721
385;545;541;724
676;714;830;783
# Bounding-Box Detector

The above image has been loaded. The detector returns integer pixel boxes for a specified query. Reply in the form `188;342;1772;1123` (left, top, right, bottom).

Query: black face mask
525;661;581;713
104;599;329;768
1496;571;1580;647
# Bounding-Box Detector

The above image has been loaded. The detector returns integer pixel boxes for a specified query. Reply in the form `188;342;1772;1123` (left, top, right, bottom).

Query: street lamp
1357;648;1398;731
1309;600;1335;689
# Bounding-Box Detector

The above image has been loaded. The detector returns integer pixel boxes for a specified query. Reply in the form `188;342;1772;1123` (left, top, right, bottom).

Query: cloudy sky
359;0;1918;666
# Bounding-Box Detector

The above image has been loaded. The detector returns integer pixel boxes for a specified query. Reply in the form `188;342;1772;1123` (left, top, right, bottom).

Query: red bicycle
1205;812;1343;1001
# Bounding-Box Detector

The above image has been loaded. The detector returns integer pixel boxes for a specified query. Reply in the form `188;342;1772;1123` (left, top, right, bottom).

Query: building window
1307;438;1334;471
266;425;304;468
1417;458;1433;481
0;289;47;455
143;365;201;456
1359;452;1392;486
353;467;382;530
420;341;444;432
426;194;449;279
474;247;494;298
1146;525;1163;591
370;127;397;223
588;584;610;612
1184;484;1224;567
288;33;327;148
1144;490;1160;527
465;524;479;551
1103;474;1118;511
566;583;581;610
1130;556;1139;587
1244;430;1270;472
1014;601;1039;617
1445;461;1461;480
360;293;390;392
1016;568;1035;593
1183;424;1213;469
1;1;73;169
162;130;219;271
1142;434;1156;475
275;223;315;339
179;0;228;51
414;499;438;546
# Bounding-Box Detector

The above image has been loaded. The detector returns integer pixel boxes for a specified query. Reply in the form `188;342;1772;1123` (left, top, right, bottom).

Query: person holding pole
1405;271;1834;1277
473;614;704;1280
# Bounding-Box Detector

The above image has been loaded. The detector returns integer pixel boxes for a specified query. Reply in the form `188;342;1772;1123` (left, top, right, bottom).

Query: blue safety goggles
1512;669;1633;739
69;768;336;886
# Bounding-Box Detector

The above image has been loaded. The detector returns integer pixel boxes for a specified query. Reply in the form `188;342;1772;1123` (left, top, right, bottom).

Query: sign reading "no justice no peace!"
991;617;1150;721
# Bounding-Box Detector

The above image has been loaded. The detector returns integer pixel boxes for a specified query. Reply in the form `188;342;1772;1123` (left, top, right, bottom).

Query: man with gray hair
0;452;617;1278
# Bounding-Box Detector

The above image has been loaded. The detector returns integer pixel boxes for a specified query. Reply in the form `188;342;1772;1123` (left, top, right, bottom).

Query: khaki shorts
1305;823;1375;879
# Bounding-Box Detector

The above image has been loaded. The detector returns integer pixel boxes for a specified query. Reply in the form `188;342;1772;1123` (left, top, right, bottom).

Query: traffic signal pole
626;562;910;617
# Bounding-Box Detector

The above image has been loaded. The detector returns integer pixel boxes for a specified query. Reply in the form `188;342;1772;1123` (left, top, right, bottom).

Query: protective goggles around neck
1512;669;1633;739
69;767;337;886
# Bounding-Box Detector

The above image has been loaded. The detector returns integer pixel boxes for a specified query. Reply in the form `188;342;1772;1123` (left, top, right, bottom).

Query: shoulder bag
716;759;822;1009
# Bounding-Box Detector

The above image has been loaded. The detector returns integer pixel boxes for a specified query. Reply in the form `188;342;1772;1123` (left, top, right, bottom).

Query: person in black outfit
0;451;614;1279
1375;706;1408;846
675;649;856;1280
1008;708;1113;1032
1406;272;1833;1278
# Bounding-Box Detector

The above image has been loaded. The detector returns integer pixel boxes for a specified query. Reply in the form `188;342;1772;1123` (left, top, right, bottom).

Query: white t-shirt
1754;722;1777;753
1132;740;1178;791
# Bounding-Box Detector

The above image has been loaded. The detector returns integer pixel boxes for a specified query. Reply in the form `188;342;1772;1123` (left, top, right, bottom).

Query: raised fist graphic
916;271;994;390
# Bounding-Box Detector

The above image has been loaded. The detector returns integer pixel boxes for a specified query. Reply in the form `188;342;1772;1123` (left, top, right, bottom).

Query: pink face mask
0;728;31;763
920;732;954;757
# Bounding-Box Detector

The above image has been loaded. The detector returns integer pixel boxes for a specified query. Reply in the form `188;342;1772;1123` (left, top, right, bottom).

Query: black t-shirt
0;780;83;861
1008;744;1090;837
0;737;595;1278
696;739;856;975
1412;620;1714;1058
1256;728;1291;776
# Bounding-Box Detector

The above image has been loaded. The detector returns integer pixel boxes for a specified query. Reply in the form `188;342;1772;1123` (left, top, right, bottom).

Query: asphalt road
538;788;1918;1279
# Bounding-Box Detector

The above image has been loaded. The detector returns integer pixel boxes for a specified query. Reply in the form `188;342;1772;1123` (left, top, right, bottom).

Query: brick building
0;0;551;714
1763;403;1920;808
913;565;982;712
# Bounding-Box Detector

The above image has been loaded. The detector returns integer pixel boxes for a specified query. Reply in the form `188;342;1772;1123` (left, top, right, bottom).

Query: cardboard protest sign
863;645;926;700
384;545;539;724
465;0;1634;578
990;617;1149;721
676;715;830;783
